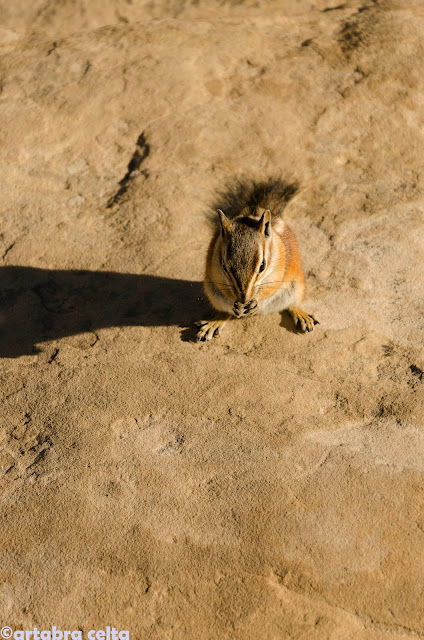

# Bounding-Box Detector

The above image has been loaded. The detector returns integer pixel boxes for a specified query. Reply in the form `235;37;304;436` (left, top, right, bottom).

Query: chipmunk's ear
217;209;232;235
258;210;271;237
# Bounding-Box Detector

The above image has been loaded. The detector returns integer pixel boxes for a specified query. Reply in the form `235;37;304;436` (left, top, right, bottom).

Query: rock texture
1;1;424;638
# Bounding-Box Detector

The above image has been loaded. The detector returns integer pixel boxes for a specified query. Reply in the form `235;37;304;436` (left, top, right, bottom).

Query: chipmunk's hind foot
288;306;319;333
197;314;229;341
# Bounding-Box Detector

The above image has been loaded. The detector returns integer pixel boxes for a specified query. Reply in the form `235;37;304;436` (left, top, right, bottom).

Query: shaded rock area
0;1;423;638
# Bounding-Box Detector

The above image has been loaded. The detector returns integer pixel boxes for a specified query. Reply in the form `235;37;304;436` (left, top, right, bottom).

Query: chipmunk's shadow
279;311;299;334
0;267;206;358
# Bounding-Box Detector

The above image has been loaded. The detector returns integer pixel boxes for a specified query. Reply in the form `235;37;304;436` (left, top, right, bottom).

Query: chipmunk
197;178;318;341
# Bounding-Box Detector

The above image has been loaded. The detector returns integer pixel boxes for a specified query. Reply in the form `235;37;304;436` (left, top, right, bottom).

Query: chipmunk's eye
259;259;266;273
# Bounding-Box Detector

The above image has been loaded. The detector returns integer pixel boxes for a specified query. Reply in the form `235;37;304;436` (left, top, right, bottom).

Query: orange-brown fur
280;225;305;296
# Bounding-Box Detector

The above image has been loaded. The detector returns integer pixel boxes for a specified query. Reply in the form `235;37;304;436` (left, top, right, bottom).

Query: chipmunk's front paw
289;307;319;333
242;299;258;317
233;299;258;318
233;302;244;318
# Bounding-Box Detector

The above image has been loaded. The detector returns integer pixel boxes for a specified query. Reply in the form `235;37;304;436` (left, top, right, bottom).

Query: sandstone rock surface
1;1;424;638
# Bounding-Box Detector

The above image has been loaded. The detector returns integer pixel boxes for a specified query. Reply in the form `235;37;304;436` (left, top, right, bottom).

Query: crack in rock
106;132;150;208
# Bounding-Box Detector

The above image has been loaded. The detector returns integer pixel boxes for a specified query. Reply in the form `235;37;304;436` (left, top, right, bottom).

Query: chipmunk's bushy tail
244;177;299;217
211;176;299;222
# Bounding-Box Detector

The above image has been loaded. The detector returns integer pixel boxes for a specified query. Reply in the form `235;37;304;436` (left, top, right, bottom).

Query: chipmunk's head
217;208;273;313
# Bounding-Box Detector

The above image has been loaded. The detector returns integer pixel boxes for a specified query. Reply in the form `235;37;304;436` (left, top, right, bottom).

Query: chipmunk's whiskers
256;279;283;290
204;281;236;292
205;280;234;287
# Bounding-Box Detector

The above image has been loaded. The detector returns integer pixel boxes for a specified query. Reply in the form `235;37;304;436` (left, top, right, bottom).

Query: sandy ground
1;0;424;638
